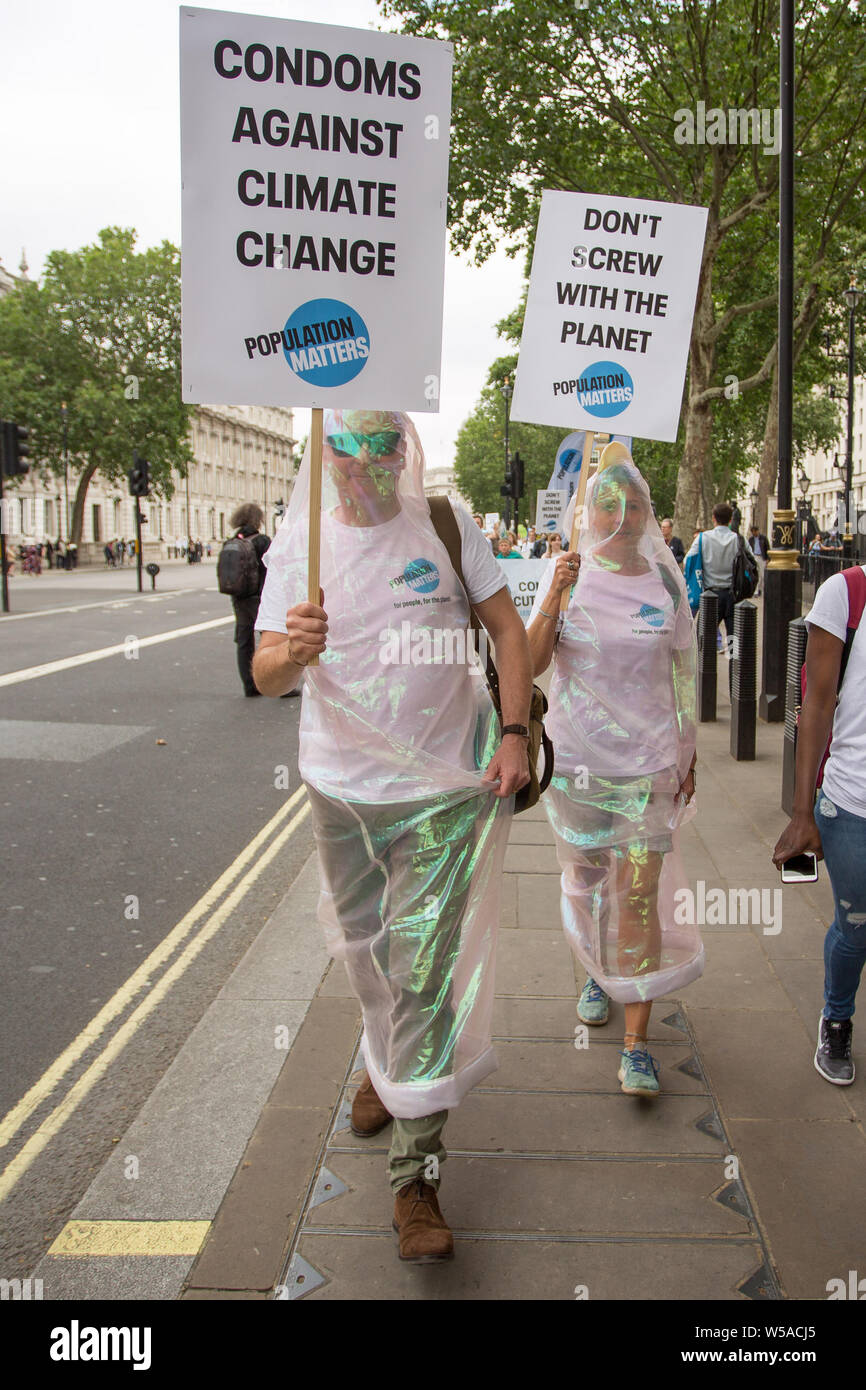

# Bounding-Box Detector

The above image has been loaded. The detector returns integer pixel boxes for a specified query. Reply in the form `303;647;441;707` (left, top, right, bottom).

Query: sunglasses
326;430;404;460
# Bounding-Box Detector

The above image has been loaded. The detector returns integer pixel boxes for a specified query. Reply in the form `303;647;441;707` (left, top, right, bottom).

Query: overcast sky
0;0;524;470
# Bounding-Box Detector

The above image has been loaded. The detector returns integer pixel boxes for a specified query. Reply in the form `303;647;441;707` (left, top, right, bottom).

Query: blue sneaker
577;977;609;1026
618;1046;660;1096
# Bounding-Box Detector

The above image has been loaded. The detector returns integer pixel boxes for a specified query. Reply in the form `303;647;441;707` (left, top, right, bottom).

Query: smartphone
780;852;819;884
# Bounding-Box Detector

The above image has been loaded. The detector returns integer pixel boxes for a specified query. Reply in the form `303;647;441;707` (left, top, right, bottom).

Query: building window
92;504;102;543
219;512;225;539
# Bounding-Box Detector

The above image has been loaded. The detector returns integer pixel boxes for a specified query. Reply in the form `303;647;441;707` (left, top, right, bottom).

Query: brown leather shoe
392;1178;454;1263
350;1072;392;1137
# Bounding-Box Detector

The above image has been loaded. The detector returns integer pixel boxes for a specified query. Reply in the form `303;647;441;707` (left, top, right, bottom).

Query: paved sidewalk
35;657;866;1301
182;678;866;1301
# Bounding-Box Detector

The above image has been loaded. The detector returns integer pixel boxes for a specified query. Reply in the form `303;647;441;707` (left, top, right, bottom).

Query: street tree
0;227;191;545
380;0;866;534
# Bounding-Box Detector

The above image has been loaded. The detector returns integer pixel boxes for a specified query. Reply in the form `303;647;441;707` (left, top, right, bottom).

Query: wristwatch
502;723;530;738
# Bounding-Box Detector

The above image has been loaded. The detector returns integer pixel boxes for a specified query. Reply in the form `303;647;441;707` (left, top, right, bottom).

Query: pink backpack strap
842;564;866;627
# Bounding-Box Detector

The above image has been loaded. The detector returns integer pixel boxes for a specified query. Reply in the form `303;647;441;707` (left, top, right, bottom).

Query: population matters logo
243;297;370;387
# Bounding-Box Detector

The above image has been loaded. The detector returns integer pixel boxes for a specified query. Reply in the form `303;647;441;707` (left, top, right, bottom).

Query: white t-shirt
255;502;506;800
530;557;695;777
805;565;866;818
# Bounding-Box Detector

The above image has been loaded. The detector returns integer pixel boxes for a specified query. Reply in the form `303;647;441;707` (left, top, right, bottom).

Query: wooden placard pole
307;406;324;666
559;430;596;613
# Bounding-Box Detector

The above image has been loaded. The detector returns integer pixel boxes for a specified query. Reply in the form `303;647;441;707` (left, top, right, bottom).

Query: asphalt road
0;561;314;1274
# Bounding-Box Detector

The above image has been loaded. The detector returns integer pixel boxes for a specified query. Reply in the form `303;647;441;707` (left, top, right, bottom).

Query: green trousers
388;1110;448;1194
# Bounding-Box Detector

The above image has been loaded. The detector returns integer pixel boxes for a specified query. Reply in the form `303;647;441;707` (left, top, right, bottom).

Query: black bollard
697;591;718;722
730;600;757;760
145;562;160;592
781;617;808;815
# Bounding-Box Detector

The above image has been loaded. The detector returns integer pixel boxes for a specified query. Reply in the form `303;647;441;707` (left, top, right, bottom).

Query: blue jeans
816;789;866;1020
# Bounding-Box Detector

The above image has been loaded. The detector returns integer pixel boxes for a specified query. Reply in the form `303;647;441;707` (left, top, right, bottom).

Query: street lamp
749;486;759;528
60;401;69;542
500;376;513;530
842;276;863;558
797;466;810;499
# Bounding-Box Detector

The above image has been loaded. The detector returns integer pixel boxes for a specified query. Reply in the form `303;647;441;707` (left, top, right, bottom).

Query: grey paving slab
727;1118;866;1300
684;933;792;1011
73;999;308;1220
517;873;562;928
482;1038;708;1096
218;855;329;1001
688;1008;850;1120
500;873;518;929
495;928;575;996
766;958;832;1040
507;819;556;844
759;902;828;960
504;843;562;875
443;1090;728;1156
296;1233;765;1301
491;995;691;1043
33;1254;194;1301
0;719;150;762
308;1151;749;1237
317;960;357;998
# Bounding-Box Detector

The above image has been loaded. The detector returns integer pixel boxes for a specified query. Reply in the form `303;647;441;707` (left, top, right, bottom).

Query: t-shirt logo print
391;559;440;594
634;603;665;628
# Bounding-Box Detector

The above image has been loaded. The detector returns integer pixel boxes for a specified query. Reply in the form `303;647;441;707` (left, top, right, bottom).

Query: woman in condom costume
527;454;701;1095
253;410;531;1261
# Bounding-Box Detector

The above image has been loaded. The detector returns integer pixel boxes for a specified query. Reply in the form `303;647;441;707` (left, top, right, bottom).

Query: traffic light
1;420;30;477
500;452;525;503
128;451;150;496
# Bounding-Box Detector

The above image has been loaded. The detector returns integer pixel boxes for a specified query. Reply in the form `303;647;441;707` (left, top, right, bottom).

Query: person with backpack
773;562;866;1084
684;503;758;660
218;503;271;697
252;409;532;1263
527;456;700;1098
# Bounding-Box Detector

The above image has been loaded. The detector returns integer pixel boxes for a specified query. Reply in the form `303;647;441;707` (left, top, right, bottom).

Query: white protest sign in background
484;511;500;531
511;191;708;441
496;558;549;624
180;7;452;410
535;489;565;533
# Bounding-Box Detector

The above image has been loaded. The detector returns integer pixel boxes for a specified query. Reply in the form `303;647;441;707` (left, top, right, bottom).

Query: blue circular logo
282;298;370;387
403;559;440;594
577;360;634;419
638;604;665;628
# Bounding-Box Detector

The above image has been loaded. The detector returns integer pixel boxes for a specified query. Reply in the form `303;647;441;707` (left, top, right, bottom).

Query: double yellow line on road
0;784;310;1204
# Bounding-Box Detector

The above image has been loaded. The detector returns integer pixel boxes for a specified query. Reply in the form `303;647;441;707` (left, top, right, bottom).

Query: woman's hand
676;768;696;805
549;551;581;597
772;812;824;868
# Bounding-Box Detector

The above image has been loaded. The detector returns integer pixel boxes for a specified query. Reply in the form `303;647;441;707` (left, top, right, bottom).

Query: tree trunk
70;458;99;547
673;253;717;537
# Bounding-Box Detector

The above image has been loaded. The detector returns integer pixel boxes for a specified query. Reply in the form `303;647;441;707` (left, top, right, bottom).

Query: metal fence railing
799;552;859;608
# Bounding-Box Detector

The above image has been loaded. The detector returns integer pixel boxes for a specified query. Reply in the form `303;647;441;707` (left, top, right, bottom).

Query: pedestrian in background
684;503;757;655
660;517;685;567
749;524;770;595
221;503;270;697
773;560;866;1085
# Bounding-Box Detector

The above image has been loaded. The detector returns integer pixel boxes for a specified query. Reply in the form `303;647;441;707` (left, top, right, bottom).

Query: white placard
511;191;708;442
483;511;500;531
535;489;565;533
180;7;452;409
497;557;549;624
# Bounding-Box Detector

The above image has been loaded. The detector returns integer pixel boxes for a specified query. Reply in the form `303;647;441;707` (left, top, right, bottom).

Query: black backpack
217;534;259;597
732;533;759;602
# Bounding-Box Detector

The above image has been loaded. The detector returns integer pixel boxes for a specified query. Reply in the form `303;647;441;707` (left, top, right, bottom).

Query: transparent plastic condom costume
261;410;511;1117
530;458;703;1001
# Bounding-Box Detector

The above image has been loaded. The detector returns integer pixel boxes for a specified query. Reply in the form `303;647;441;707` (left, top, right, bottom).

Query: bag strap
427;497;502;711
838;565;866;688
